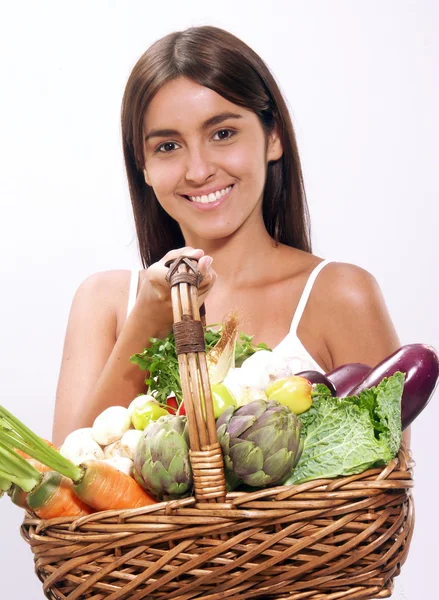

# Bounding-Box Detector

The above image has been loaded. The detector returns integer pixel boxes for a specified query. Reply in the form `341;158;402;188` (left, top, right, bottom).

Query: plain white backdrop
0;1;438;598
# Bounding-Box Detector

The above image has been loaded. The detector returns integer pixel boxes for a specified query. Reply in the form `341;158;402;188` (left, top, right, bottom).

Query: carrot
26;471;92;518
0;405;156;511
73;460;154;511
9;458;53;508
0;443;93;517
9;484;28;508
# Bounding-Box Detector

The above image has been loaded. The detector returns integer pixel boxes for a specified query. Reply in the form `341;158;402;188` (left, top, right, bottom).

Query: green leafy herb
130;327;270;406
234;333;271;367
283;372;404;485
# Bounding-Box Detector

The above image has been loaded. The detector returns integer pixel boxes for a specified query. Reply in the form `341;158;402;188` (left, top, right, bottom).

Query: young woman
52;26;403;447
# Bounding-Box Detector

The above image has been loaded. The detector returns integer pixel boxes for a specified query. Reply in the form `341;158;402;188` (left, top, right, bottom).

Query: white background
0;1;438;598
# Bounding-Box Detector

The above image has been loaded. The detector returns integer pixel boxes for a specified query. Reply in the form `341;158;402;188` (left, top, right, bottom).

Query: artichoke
133;415;193;501
216;399;303;489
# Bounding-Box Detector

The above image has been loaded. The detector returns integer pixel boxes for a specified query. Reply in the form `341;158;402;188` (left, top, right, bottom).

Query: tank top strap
289;259;332;334
126;269;140;320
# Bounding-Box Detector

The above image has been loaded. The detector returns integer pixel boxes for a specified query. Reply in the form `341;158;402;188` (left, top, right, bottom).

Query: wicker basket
21;257;415;600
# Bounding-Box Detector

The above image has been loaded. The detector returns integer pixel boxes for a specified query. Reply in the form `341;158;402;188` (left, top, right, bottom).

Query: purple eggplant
325;363;371;398
296;370;337;396
345;344;439;430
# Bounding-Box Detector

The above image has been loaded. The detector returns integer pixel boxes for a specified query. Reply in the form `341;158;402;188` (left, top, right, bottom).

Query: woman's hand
137;247;216;336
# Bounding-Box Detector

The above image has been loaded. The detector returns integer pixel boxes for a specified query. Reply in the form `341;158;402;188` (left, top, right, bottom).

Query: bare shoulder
316;261;382;307
311;261;400;368
76;269;132;296
72;270;133;324
79;269;131;292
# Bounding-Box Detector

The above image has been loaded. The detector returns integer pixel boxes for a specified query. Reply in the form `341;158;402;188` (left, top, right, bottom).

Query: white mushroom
238;350;280;389
101;457;134;477
120;429;143;460
60;428;104;465
103;440;130;459
222;369;269;407
92;406;131;446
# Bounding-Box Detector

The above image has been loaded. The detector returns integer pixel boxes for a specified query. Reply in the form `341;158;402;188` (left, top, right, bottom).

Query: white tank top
126;259;331;374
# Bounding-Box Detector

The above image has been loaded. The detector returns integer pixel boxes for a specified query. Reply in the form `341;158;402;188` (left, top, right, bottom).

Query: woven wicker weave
21;257;415;599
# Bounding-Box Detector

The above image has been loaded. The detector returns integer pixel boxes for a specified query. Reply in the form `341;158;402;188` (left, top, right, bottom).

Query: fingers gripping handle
165;256;204;288
165;256;206;327
166;256;227;505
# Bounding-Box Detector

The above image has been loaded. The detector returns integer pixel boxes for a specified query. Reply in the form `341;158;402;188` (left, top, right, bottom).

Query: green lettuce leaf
311;384;333;401
283;372;404;485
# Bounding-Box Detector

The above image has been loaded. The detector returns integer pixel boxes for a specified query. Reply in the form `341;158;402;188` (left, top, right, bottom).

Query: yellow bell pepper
265;376;312;414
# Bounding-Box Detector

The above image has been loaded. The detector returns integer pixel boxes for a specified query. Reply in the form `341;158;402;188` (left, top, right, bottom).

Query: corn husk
206;313;239;384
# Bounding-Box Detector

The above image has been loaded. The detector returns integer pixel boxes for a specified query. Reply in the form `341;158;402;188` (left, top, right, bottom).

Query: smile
188;185;233;204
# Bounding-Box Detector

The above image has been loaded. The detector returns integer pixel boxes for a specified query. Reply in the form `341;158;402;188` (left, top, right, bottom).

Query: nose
184;146;216;184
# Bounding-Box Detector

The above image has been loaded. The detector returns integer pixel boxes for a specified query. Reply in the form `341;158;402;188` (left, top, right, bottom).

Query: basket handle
166;256;227;505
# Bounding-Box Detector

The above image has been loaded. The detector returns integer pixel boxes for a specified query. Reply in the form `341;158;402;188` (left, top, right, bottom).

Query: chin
187;222;241;242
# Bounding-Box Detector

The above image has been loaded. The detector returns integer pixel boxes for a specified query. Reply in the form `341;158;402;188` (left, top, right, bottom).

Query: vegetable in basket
9;482;27;508
9;441;60;507
205;312;239;384
92;405;131;446
9;457;52;508
130;398;169;431
221;368;268;408
0;442;92;517
0;406;156;511
298;344;438;431
130;316;269;407
340;343;439;430
323;363;371;396
210;383;237;417
216;399;303;489
295;370;337;395
265;376;313;414
59;427;104;465
133;415;192;501
165;395;179;415
283;372;404;485
119;429;143;459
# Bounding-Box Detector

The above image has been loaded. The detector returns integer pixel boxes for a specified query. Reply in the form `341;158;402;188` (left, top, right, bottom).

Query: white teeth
189;185;232;204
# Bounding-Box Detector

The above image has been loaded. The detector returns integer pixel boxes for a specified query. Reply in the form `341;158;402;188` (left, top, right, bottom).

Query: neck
183;217;280;285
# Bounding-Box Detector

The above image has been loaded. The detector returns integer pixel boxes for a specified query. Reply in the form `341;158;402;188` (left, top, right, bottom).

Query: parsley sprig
130;327;270;405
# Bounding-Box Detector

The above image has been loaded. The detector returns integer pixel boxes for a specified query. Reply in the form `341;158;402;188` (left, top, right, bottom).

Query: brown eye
156;142;179;153
213;129;235;141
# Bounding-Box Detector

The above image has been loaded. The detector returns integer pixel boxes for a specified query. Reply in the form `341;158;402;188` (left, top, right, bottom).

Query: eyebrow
144;111;243;141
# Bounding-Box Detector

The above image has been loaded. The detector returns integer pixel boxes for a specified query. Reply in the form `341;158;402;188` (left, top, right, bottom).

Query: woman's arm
318;262;411;447
52;249;215;447
52;270;153;446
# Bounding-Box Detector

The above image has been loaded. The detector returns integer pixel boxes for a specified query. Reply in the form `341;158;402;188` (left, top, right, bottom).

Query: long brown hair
121;26;312;267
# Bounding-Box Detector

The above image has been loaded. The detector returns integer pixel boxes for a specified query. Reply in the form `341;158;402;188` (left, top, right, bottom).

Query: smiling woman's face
142;77;282;244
